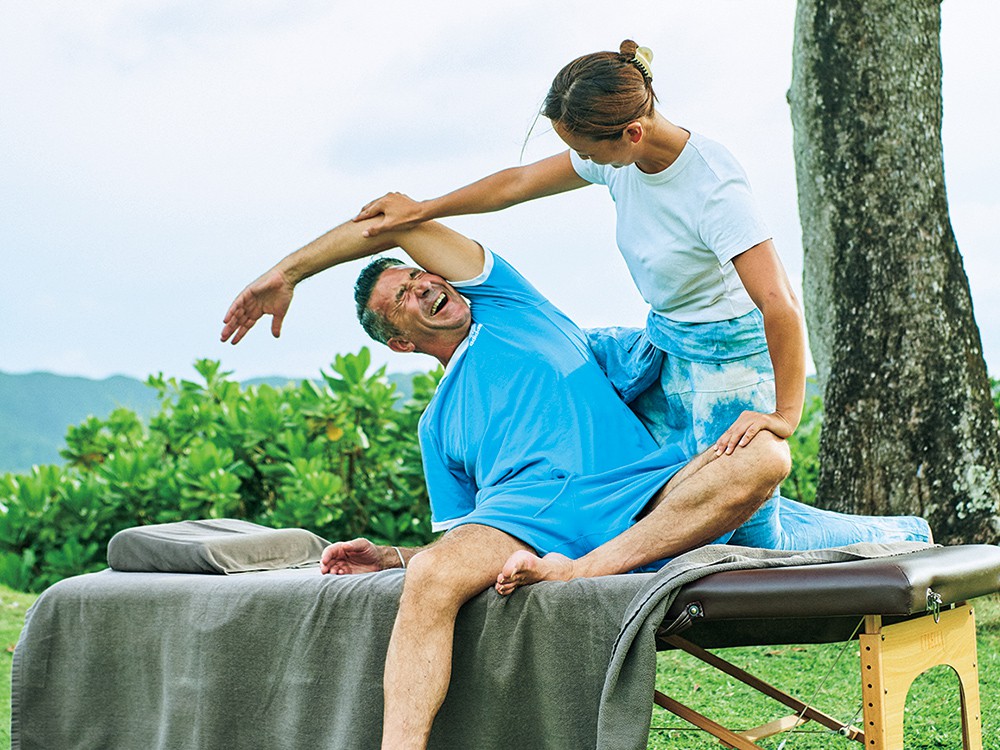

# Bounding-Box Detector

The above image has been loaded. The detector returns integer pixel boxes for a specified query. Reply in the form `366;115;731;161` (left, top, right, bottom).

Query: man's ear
387;337;415;354
624;121;644;144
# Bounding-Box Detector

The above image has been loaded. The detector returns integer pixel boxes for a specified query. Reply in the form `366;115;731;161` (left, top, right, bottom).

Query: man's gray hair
354;257;405;344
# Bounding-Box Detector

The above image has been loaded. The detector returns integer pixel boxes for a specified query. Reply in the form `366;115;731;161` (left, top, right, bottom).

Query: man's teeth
431;293;446;315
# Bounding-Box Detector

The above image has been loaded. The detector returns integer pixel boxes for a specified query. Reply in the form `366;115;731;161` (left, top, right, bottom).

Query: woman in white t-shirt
353;40;929;549
357;40;803;458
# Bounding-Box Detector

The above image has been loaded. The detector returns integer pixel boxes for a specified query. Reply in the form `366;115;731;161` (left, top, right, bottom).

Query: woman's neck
634;114;690;174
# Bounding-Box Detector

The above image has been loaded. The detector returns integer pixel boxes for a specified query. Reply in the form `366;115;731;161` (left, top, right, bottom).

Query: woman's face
553;121;636;169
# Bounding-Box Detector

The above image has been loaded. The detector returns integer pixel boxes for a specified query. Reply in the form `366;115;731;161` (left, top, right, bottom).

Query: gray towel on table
12;540;929;749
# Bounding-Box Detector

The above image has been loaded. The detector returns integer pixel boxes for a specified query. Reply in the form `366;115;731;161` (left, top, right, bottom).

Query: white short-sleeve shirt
570;131;771;323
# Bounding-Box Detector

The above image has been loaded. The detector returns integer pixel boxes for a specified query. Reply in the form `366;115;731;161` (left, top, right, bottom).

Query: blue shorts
448;444;687;558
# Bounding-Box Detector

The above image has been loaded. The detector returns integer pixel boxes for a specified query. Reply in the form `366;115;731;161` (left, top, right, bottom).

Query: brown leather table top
661;545;1000;648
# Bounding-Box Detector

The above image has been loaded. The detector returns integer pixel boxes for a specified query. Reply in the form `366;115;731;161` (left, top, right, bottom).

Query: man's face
369;265;471;348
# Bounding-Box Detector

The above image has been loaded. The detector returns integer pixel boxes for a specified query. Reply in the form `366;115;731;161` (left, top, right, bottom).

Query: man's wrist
379;545;405;570
275;258;304;287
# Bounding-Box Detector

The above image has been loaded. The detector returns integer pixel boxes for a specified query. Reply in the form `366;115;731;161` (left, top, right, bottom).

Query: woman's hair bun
619;39;639;57
541;39;657;139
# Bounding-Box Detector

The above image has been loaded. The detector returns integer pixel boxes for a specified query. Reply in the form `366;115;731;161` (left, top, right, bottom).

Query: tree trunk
788;0;1000;543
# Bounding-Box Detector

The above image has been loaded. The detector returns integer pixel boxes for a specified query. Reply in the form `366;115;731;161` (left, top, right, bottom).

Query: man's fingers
495;576;515;596
221;293;255;343
220;309;241;340
270;313;284;338
222;319;247;345
321;542;347;565
228;315;256;345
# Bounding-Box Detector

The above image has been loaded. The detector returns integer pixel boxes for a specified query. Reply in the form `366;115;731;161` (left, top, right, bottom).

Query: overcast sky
3;1;998;383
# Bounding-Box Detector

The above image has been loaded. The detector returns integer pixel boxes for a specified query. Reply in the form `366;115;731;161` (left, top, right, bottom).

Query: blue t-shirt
419;249;683;536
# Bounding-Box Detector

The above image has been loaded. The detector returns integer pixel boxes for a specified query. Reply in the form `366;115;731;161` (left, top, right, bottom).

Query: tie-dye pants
587;311;930;549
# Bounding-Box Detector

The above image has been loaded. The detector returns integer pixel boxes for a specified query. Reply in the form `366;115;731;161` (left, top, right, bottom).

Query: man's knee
747;431;792;485
404;549;457;598
400;543;488;611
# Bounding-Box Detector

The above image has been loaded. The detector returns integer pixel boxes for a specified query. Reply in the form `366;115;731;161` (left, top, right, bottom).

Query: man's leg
496;432;790;594
382;523;529;750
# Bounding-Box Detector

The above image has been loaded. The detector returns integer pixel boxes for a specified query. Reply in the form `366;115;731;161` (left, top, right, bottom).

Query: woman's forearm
732;240;807;432
419;167;530;217
421;155;585;218
356;152;587;235
762;301;807;431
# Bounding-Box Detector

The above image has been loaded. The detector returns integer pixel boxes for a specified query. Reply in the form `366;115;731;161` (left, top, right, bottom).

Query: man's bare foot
495;550;576;595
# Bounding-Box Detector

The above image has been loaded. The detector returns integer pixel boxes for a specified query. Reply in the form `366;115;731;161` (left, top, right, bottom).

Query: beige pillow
107;518;330;574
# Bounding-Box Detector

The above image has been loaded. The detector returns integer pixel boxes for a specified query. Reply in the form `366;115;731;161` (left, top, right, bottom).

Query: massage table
653;544;1000;749
11;529;1000;749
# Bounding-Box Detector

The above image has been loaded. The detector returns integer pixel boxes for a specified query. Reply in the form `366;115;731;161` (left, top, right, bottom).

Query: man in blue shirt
222;216;789;750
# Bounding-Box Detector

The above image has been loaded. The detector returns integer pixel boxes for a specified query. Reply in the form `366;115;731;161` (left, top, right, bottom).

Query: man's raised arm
220;214;484;345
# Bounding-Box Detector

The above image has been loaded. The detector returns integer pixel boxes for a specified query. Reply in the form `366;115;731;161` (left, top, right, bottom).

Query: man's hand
220;268;295;345
319;538;386;575
352;192;425;238
713;410;793;456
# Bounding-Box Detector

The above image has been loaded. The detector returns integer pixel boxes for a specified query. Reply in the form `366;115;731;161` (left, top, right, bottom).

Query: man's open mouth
430;293;448;316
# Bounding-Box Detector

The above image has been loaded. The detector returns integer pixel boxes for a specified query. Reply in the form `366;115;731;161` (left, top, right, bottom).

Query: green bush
0;351;440;592
785;394;823;506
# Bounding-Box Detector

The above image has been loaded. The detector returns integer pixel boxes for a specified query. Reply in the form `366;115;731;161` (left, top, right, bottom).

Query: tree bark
788;0;1000;543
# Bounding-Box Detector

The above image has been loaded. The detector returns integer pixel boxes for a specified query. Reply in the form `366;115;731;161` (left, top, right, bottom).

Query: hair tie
632;46;654;81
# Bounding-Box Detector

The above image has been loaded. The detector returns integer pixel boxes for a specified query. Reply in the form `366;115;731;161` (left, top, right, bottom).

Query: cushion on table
107;518;330;574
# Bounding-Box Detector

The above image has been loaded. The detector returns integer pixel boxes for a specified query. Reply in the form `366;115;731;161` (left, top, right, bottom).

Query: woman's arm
714;239;807;455
353;151;589;237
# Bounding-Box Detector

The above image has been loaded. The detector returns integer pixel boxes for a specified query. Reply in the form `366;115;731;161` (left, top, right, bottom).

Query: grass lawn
1;584;39;750
2;587;998;748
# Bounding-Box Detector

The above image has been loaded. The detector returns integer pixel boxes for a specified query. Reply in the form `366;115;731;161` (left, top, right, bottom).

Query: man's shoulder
455;250;550;311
